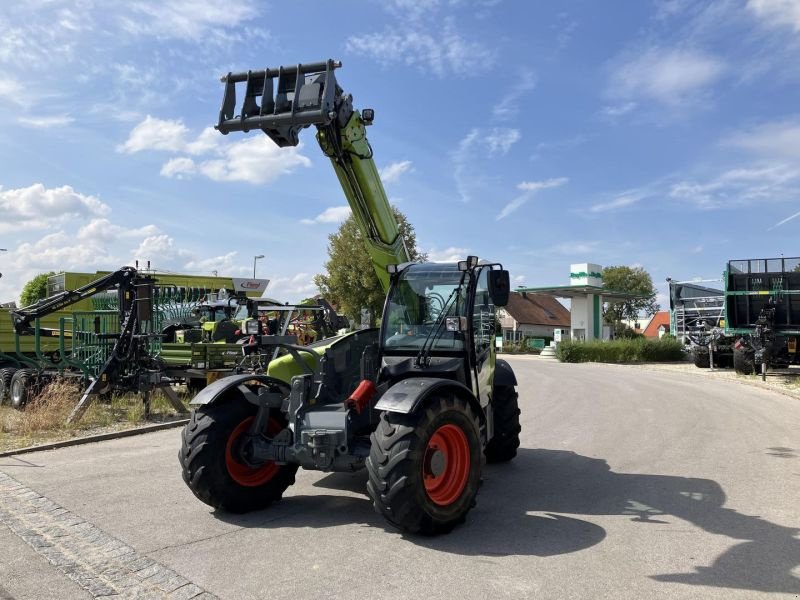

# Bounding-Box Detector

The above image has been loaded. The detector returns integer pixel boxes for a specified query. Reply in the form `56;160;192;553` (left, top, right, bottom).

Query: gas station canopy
516;284;647;303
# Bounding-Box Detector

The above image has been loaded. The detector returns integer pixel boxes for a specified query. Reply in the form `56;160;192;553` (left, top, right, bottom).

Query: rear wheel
693;349;710;369
10;369;38;409
734;347;755;375
179;397;298;513
0;367;18;405
366;395;482;535
484;385;521;463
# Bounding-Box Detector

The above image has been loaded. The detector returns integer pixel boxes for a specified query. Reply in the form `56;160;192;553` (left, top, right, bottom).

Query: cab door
470;267;495;409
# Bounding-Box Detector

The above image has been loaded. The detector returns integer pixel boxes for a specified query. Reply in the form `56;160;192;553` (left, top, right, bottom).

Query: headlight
245;320;260;335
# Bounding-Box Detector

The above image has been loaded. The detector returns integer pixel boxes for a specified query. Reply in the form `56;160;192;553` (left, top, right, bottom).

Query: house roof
503;292;571;327
642;311;670;337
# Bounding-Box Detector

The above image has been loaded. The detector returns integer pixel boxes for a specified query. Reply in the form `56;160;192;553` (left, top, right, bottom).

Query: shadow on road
216;448;800;594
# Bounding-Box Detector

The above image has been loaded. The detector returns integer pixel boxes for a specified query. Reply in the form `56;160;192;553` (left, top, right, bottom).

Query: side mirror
488;270;510;307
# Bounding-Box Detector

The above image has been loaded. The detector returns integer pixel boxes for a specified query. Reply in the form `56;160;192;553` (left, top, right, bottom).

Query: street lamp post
253;255;265;279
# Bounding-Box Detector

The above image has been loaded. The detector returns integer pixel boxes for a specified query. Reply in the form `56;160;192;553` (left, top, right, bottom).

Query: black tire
693;349;710;369
366;395;482;535
484;385;521;463
179;397;298;513
734;347;755;375
9;369;38;410
0;367;18;405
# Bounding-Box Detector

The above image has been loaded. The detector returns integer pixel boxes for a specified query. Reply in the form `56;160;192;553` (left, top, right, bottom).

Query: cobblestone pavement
0;472;216;600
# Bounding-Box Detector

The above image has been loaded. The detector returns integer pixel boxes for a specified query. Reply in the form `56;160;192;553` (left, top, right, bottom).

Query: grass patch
0;378;189;452
556;338;686;364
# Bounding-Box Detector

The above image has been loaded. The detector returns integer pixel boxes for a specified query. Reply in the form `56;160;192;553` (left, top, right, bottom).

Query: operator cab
378;258;509;389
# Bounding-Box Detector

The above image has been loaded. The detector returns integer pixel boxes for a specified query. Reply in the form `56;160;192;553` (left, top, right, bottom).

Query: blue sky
1;0;799;308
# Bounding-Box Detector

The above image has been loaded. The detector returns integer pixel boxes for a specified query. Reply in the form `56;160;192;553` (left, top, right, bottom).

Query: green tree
314;208;426;325
20;271;56;307
602;265;659;323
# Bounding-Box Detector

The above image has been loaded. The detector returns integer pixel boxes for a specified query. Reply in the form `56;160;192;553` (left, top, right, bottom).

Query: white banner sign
231;278;269;293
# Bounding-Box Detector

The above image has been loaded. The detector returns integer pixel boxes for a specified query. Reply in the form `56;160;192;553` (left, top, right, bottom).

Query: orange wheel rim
225;416;280;487
423;423;470;506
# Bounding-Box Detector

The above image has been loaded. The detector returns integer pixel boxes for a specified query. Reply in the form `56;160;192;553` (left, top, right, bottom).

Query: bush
555;337;685;364
500;336;544;355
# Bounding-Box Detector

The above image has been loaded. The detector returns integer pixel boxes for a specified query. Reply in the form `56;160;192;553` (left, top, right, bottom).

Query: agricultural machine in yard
0;267;185;421
724;257;800;379
686;257;800;378
178;60;520;534
0;269;271;419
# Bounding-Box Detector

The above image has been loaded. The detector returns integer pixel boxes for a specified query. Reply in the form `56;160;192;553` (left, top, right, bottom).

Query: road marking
0;471;217;599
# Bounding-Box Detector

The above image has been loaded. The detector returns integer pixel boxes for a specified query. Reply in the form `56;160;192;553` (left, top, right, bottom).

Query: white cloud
267;272;318;299
453;128;522;203
122;116;312;185
198;136;311;185
517;177;569;192
383;0;443;20
492;71;537;121
131;234;186;265
769;207;800;229
609;48;724;106
77;219;160;241
590;190;649;213
748;0;800;32
122;0;259;41
601;102;637;118
425;246;471;262
118;115;191;154
379;160;413;183
669;165;800;208
0;183;110;232
183;251;249;276
0;78;24;105
13;232;115;271
17;115;74;128
486;128;522;155
496;177;568;220
726;118;800;159
160;157;196;178
346;20;495;77
301;206;352;225
184;127;220;155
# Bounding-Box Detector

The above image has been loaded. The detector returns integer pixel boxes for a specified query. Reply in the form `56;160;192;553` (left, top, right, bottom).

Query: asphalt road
1;357;799;600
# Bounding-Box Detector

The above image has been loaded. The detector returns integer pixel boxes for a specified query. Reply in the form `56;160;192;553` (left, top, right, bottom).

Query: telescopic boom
215;60;410;293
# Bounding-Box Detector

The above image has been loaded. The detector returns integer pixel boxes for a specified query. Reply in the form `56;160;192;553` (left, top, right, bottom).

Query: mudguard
189;374;289;406
375;377;478;416
494;359;517;387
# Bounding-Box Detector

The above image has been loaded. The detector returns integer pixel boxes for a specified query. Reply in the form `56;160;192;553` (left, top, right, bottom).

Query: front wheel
179;398;298;513
366;395;482;535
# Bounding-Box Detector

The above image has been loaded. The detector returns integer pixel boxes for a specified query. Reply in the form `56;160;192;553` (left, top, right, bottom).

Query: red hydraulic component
345;379;376;414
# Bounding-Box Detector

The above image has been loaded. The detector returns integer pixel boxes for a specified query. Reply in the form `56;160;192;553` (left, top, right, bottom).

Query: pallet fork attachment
217;59;342;147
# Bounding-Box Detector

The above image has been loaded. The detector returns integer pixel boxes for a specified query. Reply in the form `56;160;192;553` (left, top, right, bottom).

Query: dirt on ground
0;379;190;452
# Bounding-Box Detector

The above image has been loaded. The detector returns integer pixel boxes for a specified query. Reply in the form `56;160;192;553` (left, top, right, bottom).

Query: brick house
497;291;571;342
